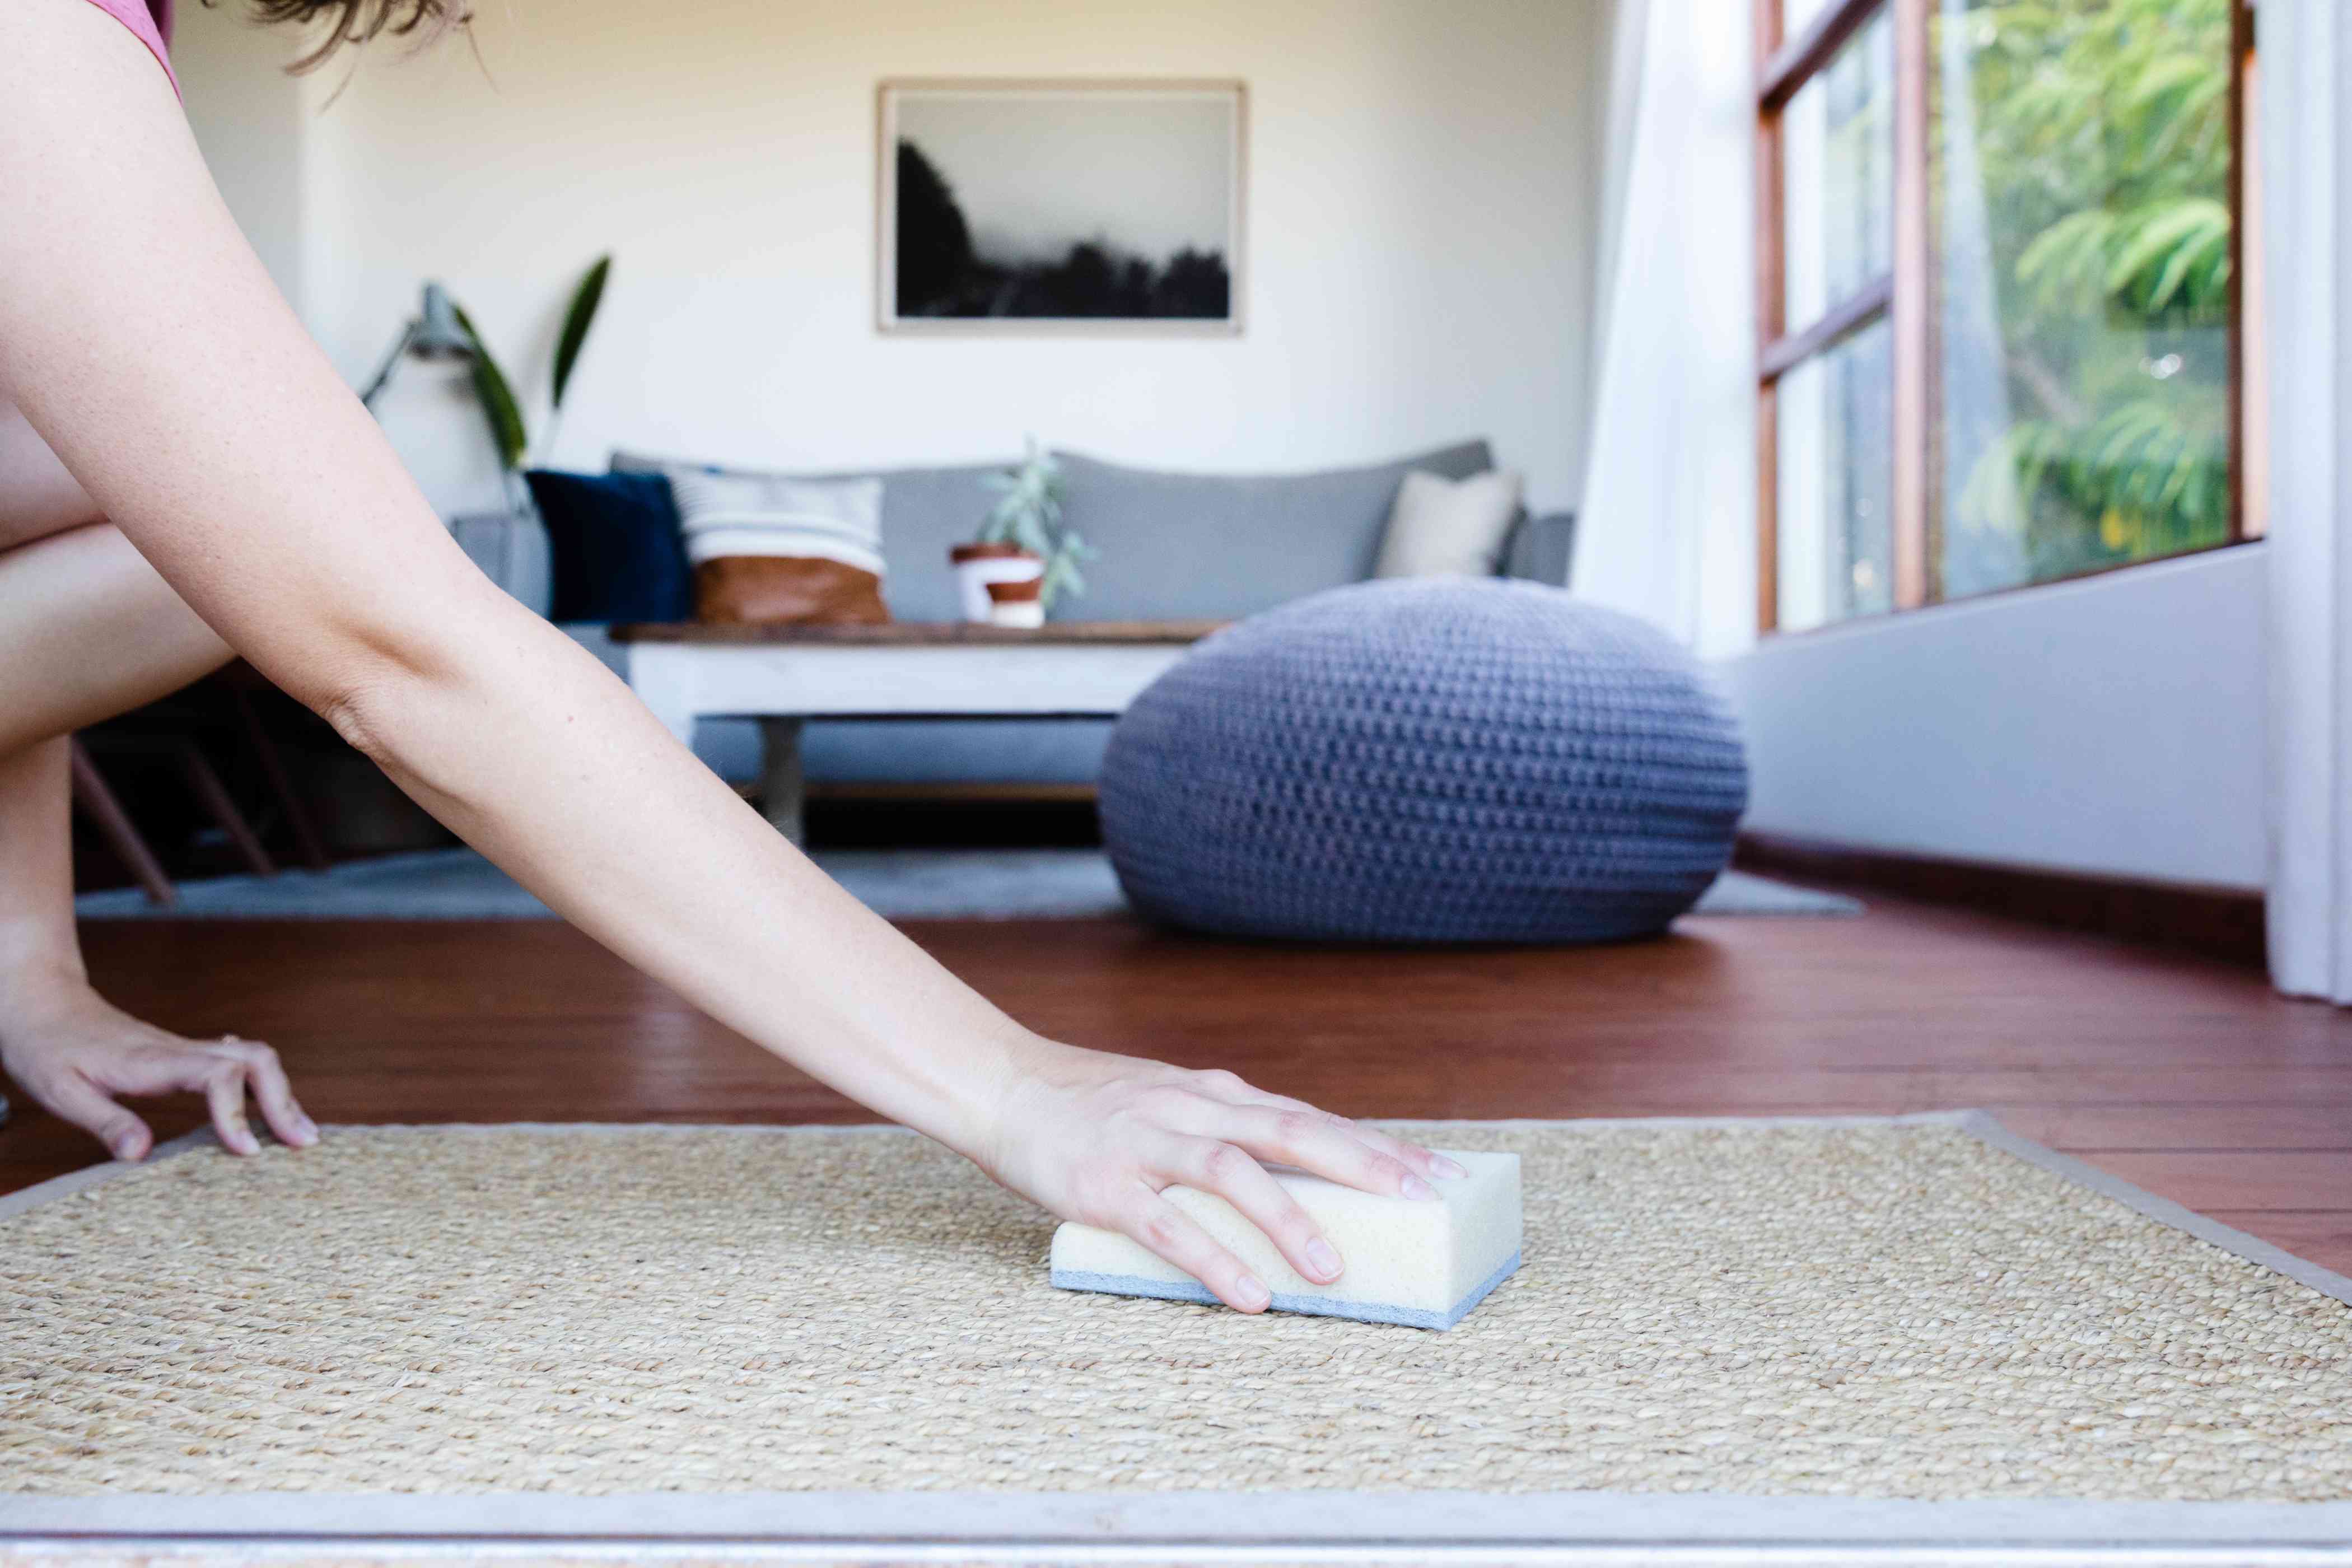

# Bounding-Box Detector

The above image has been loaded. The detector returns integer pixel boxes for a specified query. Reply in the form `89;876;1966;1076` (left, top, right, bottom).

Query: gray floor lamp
358;281;473;409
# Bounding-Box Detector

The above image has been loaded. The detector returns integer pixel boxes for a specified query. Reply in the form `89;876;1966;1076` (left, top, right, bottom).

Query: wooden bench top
611;619;1230;646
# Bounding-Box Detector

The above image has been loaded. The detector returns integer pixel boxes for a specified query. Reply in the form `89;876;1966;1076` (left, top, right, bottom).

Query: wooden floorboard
1978;1102;2352;1149
2204;1211;2352;1261
4;892;2348;1276
2050;1150;2352;1211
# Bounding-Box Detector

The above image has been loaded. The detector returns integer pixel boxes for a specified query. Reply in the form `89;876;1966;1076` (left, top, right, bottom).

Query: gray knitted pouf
1098;578;1748;943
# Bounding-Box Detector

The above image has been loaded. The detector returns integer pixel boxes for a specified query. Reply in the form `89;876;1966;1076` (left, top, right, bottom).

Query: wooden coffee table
610;620;1228;842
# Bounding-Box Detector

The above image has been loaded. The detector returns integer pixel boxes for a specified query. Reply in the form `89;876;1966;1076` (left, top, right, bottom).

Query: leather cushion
693;557;889;625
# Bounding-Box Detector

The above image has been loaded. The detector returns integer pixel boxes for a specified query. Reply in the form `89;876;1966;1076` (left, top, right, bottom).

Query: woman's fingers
1168;1135;1345;1285
202;1061;262;1155
1117;1183;1273;1313
1314;1113;1469;1183
206;1037;318;1149
1165;1094;1438;1202
1232;1104;1439;1201
29;1071;153;1162
1203;1079;1467;1183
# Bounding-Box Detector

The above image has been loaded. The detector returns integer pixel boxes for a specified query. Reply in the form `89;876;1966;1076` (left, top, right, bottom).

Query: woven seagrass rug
3;1113;2349;1557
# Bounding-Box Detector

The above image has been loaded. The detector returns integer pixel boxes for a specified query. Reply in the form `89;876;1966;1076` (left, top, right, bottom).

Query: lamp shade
412;282;473;361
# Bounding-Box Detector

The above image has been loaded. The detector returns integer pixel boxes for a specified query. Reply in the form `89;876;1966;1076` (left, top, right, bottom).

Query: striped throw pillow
662;468;890;625
667;470;886;576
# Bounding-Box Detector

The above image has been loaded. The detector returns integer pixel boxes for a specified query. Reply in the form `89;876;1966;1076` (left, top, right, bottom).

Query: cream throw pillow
1373;469;1526;579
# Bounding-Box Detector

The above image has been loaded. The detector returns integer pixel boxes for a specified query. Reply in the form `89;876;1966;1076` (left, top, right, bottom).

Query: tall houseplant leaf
451;304;529;473
550;254;612;413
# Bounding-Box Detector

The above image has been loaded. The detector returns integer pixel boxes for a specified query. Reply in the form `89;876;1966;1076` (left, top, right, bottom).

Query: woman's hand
980;1037;1466;1313
0;986;318;1161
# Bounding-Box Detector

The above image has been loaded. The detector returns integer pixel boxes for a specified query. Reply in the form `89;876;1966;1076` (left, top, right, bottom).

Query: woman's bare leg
0;519;232;749
0;407;315;1157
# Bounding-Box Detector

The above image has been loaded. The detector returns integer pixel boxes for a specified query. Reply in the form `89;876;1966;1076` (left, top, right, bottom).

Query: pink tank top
84;0;178;96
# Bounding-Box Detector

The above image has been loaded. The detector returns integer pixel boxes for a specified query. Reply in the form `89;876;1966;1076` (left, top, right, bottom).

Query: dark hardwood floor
7;894;2349;1272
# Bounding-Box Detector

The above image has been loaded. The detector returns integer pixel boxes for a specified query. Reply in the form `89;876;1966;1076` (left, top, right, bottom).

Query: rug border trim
4;1491;2352;1549
0;1126;217;1225
6;1110;2351;1548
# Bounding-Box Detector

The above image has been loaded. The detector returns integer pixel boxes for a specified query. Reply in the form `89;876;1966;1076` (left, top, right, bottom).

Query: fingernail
1305;1238;1343;1280
295;1119;320;1146
1235;1275;1271;1311
1403;1173;1439;1202
110;1135;141;1161
1431;1155;1470;1180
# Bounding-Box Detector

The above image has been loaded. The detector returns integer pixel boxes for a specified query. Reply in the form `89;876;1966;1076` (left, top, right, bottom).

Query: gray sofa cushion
803;718;1109;786
590;714;1104;789
1051;441;1494;619
1502;510;1578;588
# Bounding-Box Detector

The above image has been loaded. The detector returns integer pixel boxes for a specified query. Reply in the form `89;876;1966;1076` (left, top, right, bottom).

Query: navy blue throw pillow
524;469;692;623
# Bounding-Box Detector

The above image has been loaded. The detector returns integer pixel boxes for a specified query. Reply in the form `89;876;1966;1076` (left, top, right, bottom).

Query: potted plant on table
952;440;1094;627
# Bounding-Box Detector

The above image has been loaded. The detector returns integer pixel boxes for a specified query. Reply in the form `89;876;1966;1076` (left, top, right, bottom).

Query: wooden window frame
1753;0;2253;638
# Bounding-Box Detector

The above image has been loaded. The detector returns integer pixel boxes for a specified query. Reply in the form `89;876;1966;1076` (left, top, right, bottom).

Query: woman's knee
0;399;102;552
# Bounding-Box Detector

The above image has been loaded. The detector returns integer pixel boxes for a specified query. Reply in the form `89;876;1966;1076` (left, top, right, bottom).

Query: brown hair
203;0;469;73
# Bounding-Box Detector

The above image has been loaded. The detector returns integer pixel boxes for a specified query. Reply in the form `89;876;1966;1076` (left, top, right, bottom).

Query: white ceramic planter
986;596;1047;628
949;547;1044;623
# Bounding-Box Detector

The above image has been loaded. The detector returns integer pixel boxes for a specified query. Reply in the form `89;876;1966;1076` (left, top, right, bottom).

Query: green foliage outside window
1942;0;2233;589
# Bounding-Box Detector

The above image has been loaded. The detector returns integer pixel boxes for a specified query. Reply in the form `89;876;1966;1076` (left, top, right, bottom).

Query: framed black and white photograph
878;80;1245;334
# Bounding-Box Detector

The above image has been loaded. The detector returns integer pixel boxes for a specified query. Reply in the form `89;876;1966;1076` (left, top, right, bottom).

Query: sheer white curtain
1575;0;1757;657
2262;0;2352;1002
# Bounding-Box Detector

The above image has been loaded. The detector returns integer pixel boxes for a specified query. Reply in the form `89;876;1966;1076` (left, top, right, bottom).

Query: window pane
1780;0;1842;38
1783;8;1894;330
1777;317;1896;632
1934;0;2234;599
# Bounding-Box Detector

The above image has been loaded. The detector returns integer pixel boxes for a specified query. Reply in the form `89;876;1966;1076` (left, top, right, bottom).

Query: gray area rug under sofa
74;848;1859;923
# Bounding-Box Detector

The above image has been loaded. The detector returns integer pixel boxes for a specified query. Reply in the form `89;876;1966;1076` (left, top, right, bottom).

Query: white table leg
627;644;702;748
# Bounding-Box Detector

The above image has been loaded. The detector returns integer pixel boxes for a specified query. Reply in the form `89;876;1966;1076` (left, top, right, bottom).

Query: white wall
1716;544;2268;891
181;0;1611;521
174;2;314;304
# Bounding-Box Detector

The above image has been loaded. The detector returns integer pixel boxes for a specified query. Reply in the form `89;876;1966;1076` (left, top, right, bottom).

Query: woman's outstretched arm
0;0;1459;1311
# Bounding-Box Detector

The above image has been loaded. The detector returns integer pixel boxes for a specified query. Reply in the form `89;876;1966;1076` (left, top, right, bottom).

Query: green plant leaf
451;304;530;473
2105;197;2228;305
2121;53;2213;114
2014;208;2112;305
979;440;1065;553
550;254;612;413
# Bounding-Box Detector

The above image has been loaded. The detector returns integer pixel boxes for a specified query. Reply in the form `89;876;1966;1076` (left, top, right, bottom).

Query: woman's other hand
0;990;318;1161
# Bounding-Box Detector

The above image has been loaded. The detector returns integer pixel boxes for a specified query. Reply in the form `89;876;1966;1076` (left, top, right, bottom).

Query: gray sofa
455;440;1575;787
